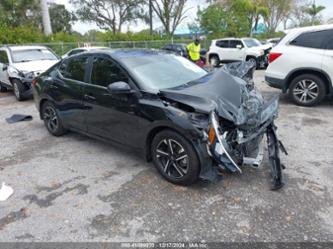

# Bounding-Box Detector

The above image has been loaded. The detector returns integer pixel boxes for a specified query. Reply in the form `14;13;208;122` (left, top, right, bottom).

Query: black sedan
33;49;286;189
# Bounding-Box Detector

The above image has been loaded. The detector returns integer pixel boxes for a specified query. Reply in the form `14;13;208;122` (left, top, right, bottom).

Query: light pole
41;0;52;35
149;0;153;35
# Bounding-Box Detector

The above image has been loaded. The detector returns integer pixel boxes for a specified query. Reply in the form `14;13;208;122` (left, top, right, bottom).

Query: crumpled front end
206;62;287;190
7;66;36;98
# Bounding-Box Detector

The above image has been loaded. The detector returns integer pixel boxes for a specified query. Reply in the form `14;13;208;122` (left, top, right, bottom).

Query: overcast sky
54;0;333;34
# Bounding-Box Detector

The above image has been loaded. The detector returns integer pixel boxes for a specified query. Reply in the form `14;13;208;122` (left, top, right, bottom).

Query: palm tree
305;1;326;25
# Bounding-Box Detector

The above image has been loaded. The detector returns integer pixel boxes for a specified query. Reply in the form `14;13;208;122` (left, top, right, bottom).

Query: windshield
121;54;207;90
12;49;58;63
243;39;260;48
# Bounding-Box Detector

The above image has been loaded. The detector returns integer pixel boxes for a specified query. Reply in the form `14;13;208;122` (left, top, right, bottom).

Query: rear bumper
265;76;288;92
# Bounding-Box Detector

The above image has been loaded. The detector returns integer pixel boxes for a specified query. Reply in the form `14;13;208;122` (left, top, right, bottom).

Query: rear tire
41;101;66;136
209;55;220;67
12;79;25;101
151;130;200;186
289;74;326;107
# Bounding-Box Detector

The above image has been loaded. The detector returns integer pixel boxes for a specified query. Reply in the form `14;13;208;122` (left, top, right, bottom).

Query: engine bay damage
161;62;287;190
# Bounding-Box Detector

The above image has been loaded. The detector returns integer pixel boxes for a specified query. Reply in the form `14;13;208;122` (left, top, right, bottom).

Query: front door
228;40;245;61
0;50;11;86
83;55;141;148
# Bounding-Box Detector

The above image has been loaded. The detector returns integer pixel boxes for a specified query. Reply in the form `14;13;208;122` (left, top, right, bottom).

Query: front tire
209;55;220;67
151;130;200;186
246;57;258;69
41;101;66;136
289;74;326;107
12;79;25;101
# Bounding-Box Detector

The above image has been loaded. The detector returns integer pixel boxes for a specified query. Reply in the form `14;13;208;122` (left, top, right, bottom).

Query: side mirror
2;64;8;71
236;45;243;49
107;81;133;94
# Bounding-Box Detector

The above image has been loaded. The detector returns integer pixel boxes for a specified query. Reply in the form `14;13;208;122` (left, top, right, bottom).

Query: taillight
269;52;282;63
32;79;37;87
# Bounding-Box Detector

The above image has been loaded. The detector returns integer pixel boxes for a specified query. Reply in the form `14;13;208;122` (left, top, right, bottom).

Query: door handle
84;94;96;101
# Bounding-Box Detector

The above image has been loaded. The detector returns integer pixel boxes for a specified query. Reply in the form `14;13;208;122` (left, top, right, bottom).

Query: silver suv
0;45;59;100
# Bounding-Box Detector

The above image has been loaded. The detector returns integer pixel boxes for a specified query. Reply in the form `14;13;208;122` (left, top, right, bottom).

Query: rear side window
290;30;331;49
91;57;128;87
0;51;9;64
59;56;89;82
230;40;243;48
216;40;229;48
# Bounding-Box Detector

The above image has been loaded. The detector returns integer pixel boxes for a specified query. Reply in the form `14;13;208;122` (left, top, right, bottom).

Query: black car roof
85;48;169;59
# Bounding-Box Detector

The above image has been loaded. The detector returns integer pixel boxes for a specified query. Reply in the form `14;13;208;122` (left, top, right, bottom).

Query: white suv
265;24;333;106
208;38;269;68
0;45;59;100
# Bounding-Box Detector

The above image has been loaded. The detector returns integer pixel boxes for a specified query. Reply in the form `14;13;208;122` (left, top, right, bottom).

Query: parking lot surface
0;70;333;242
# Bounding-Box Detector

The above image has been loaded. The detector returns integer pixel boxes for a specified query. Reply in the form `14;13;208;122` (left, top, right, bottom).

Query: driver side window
91;57;128;87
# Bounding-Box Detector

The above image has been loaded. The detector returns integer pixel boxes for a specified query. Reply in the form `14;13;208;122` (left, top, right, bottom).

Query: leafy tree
199;4;227;35
304;2;325;25
49;4;77;33
150;0;189;36
0;0;40;27
262;0;292;34
70;0;145;34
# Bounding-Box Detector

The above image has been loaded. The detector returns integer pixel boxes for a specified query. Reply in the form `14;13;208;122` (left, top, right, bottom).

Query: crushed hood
12;60;59;73
161;62;277;126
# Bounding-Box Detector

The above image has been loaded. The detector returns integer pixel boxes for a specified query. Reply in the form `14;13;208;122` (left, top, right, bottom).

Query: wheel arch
208;53;220;60
39;98;53;119
286;68;332;94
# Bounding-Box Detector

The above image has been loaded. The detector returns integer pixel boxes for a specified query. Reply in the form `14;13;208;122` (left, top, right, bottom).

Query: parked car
33;49;286;189
266;38;282;47
0;45;59;100
207;38;266;68
62;46;109;58
248;38;272;67
162;43;189;57
162;43;207;63
265;24;333;106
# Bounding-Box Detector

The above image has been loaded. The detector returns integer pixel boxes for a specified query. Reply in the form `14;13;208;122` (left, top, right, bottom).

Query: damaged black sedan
33;49;286;190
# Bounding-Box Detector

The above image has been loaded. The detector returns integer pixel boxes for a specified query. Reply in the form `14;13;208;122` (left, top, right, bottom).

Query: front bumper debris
207;103;287;190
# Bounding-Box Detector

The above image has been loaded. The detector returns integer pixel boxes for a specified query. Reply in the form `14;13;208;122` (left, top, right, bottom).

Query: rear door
49;55;90;131
322;29;333;87
83;55;141;147
0;49;11;86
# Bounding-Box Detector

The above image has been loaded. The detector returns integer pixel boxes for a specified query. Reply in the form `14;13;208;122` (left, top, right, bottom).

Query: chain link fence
8;40;210;56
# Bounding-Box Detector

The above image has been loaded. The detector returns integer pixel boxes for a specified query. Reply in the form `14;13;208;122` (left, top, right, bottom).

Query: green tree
304;2;325;25
150;0;189;36
262;0;292;34
49;4;77;33
0;0;40;27
199;4;227;35
70;0;145;34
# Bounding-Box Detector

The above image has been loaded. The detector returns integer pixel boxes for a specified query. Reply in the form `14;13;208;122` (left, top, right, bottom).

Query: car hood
160;64;278;127
12;60;59;73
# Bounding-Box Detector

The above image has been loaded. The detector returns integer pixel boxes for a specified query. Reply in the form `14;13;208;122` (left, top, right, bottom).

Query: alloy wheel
155;138;189;179
43;106;59;133
293;79;319;104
